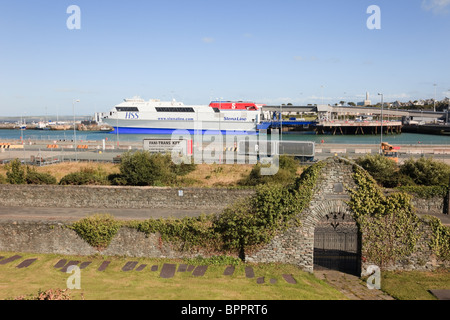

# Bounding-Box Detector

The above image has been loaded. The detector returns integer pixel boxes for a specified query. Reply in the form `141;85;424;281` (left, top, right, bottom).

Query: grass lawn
381;269;450;300
0;251;346;300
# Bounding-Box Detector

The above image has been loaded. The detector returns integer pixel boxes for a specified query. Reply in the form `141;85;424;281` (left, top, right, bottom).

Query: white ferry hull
102;97;261;135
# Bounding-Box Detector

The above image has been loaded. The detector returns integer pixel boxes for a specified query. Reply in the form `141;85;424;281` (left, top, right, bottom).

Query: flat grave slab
60;261;80;272
160;264;177;278
16;258;37;269
245;266;255;279
0;255;22;265
97;261;110;272
151;265;159;272
54;259;67;268
79;262;92;270
223;266;235;276
270;278;277;284
429;289;450;300
187;265;195;272
257;277;265;284
192;265;208;277
136;264;147;272
122;261;138;272
282;274;297;284
177;264;188;272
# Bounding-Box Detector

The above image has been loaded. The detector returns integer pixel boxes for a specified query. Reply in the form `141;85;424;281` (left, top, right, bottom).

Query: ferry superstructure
102;97;263;134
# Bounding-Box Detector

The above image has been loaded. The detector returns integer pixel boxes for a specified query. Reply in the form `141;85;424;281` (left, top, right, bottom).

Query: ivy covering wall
348;164;450;268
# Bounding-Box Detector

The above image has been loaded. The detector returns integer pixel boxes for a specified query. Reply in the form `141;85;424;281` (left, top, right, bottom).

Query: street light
433;83;437;113
378;93;383;154
73;99;80;161
446;89;450;124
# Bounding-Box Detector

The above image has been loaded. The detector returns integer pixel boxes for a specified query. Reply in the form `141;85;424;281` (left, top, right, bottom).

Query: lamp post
433;83;437;113
73;99;80;161
446;89;450;124
378;93;383;154
280;104;283;142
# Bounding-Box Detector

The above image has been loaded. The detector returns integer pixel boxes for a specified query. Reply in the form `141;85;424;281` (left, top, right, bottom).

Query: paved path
314;270;395;300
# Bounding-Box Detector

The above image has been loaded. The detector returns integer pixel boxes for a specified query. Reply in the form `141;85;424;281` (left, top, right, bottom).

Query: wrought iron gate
313;212;361;276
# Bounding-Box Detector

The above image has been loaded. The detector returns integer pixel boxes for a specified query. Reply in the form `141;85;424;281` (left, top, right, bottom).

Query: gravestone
223;266;235;276
60;261;80;272
80;262;92;269
97;261;110;271
0;255;22;265
160;264;177;278
122;261;138;272
135;264;147;272
245;266;255;278
282;274;297;284
192;265;208;277
16;258;37;269
54;259;67;268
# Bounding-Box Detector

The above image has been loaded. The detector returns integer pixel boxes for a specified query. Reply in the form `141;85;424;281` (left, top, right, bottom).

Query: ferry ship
102;97;263;135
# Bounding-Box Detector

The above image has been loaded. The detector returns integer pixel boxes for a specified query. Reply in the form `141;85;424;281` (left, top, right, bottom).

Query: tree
6;159;26;184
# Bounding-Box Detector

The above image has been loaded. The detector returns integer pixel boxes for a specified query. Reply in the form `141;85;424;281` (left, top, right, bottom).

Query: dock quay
314;120;403;135
258;120;403;135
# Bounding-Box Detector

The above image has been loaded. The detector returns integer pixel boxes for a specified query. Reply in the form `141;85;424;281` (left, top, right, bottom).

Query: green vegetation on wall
348;164;450;267
426;216;450;261
68;214;122;250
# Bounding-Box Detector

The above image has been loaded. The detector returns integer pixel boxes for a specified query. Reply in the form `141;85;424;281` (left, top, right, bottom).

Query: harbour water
1;129;450;146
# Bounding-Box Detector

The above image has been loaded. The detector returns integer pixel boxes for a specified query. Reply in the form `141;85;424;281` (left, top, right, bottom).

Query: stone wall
0;183;445;215
0;184;254;211
0;220;218;259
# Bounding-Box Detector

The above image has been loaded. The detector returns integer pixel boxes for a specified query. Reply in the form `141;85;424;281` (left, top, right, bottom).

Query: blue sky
0;0;449;116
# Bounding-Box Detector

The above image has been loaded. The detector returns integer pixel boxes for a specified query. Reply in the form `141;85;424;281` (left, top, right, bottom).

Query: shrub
13;289;73;300
59;167;109;185
25;167;57;185
355;154;402;188
400;157;450;186
238;155;300;186
119;151;196;186
5;159;25;184
69;214;121;250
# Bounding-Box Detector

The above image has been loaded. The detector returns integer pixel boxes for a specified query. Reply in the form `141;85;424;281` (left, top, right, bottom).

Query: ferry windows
116;107;139;112
155;107;195;113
